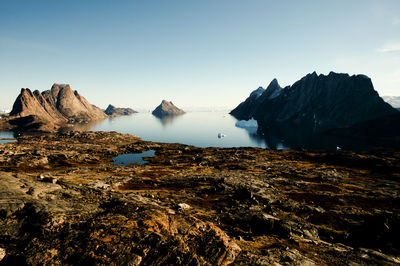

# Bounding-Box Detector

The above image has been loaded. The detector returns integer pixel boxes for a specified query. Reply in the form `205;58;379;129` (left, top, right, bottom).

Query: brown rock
152;100;185;117
104;104;137;117
8;84;107;132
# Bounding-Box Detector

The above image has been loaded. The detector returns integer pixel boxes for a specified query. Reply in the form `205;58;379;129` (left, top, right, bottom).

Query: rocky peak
250;87;265;99
231;71;398;131
9;84;107;132
51;83;71;91
267;78;280;90
152;100;185;117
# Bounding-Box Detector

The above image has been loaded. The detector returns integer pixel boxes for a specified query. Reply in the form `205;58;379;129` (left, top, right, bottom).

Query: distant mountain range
231;72;400;149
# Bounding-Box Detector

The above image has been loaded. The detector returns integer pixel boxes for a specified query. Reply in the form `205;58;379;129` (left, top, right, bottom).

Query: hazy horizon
1;0;400;110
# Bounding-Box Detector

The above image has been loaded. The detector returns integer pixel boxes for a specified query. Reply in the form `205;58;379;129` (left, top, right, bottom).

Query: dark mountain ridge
231;72;398;132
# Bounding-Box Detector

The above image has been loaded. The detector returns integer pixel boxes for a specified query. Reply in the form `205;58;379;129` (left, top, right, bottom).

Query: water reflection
66;119;107;132
237;125;288;150
112;150;156;166
253;123;372;150
0;131;16;144
90;112;268;148
153;114;184;127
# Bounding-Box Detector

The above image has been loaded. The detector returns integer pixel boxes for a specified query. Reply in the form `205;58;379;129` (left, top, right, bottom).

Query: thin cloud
378;42;400;53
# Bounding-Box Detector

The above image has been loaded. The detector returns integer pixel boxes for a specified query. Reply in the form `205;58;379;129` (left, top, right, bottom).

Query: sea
0;112;377;150
89;111;280;149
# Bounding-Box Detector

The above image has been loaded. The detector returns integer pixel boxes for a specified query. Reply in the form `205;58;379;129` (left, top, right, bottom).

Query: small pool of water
112;150;156;166
0;132;16;144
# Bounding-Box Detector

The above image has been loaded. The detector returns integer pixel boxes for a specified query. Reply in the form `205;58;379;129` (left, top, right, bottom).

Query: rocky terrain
152;100;185;117
1;84;107;132
104;104;137;117
0;131;399;265
231;72;398;132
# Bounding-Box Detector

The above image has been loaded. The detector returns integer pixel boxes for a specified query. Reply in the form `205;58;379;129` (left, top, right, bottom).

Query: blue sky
1;0;399;110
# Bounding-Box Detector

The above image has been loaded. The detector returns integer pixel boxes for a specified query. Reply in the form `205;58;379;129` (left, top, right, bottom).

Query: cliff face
10;84;107;128
230;86;266;120
231;72;398;131
104;104;137;117
152;100;185;117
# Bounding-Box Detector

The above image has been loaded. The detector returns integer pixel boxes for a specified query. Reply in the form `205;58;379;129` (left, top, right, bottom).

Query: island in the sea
104;104;137;117
152;100;185;118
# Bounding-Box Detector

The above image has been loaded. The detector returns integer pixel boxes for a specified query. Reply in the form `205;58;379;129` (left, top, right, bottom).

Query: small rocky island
104;104;137;117
152;100;185;117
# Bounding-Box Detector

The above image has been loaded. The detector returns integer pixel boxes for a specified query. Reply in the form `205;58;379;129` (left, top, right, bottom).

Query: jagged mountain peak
267;78;280;89
250;87;265;99
231;72;398;131
9;84;107;130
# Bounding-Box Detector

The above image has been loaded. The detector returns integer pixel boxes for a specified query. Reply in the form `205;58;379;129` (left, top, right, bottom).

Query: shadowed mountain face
9;84;107;131
152;100;185;118
104;104;137;117
231;72;398;132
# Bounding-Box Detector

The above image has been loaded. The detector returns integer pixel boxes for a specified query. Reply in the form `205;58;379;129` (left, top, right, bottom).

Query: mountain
104;104;137;117
231;72;398;132
230;79;283;120
152;100;185;117
382;96;400;108
230;86;265;120
8;84;107;131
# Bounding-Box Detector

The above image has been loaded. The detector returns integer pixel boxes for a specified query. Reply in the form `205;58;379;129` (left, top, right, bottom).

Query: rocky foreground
0;132;399;265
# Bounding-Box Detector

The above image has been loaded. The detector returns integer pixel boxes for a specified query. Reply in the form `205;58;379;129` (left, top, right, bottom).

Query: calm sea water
0;131;16;144
1;112;379;150
89;112;284;149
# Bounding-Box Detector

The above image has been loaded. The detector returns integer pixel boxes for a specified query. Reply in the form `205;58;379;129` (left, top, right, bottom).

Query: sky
0;0;399;110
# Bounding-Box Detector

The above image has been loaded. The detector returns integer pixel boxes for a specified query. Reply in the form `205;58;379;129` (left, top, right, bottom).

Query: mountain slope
9;84;107;131
231;72;398;132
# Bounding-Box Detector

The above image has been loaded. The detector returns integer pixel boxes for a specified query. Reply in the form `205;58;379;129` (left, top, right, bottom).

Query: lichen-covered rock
0;131;399;264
